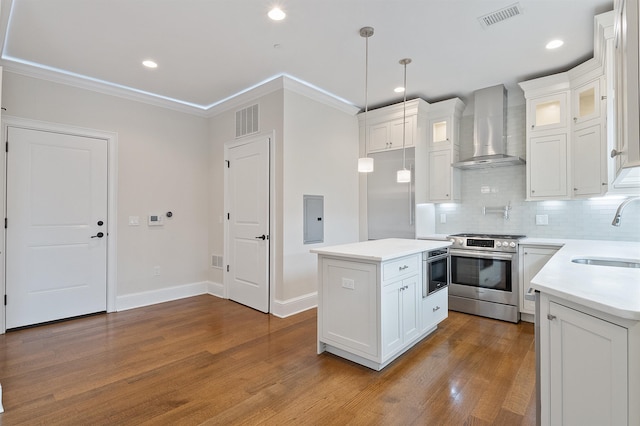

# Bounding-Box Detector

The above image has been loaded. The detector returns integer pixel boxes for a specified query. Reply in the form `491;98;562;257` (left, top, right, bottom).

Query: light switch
128;216;140;226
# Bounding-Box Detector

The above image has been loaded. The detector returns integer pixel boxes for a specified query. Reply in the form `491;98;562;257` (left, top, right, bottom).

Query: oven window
451;255;512;291
429;257;448;292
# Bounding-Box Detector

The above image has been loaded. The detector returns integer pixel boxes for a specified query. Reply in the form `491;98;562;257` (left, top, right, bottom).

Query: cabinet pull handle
611;149;623;158
433;306;440;312
399;265;409;271
547;314;557;321
531;124;535;129
574;188;578;191
573;117;577;122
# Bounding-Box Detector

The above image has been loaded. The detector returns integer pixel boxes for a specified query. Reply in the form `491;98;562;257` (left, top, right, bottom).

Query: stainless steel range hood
453;84;525;170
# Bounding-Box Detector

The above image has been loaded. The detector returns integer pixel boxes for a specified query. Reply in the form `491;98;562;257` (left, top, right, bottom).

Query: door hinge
227;212;230;220
4;218;6;229
5;141;8;153
226;265;230;272
4;295;6;306
226;160;230;168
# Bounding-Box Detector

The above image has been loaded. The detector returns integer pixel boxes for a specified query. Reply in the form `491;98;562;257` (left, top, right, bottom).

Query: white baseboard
116;280;314;318
271;292;317;318
116;281;222;311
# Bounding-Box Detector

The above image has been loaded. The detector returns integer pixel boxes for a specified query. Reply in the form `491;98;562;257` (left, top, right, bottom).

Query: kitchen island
531;240;640;426
311;238;451;371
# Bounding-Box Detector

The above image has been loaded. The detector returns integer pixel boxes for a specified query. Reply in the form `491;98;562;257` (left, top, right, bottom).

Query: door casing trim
1;115;118;333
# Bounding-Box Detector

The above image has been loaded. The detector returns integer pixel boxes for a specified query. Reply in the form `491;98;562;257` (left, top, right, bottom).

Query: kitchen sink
571;257;640;268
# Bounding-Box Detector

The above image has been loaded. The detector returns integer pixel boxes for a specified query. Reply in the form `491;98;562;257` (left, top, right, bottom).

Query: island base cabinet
381;275;420;359
539;294;638;426
318;259;378;359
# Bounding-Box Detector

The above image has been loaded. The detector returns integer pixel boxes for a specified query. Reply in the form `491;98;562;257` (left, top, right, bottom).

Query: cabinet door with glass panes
528;92;568;134
572;78;602;128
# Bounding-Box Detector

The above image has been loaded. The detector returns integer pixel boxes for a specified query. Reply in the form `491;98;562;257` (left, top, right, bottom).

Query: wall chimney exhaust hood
453;84;525;170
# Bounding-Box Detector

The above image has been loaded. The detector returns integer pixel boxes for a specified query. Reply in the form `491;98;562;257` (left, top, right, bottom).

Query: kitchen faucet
611;196;640;226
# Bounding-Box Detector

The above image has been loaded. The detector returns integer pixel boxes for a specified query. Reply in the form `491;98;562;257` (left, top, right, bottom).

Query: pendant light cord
401;60;408;171
364;34;369;137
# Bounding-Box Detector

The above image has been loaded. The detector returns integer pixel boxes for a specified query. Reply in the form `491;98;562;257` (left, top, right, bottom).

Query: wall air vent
235;104;259;138
478;3;523;28
211;254;223;269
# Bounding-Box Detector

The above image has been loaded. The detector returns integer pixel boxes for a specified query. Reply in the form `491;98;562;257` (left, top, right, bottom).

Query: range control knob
449;239;455;243
502;241;509;248
509;242;516;248
496;241;502;247
457;239;464;245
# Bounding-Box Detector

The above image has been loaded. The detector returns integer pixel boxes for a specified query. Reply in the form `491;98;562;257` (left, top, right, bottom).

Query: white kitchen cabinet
521;64;609;199
428;149;456;202
519;245;559;320
612;0;640;176
315;240;451;371
426;98;464;203
527;133;568;199
528;92;569;134
572;78;602;127
367;115;415;152
539;293;638;426
573;123;607;196
382;274;420;358
421;287;448;334
359;99;428;154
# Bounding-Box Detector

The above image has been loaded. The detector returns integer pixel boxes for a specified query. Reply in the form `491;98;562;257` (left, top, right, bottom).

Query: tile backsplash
431;104;640;242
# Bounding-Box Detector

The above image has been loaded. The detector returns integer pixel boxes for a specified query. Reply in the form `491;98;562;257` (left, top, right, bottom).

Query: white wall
2;71;211;304
282;90;359;301
208;87;359;311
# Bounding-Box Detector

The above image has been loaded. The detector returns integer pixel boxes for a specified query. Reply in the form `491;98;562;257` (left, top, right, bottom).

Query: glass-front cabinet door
572;79;601;126
529;92;568;133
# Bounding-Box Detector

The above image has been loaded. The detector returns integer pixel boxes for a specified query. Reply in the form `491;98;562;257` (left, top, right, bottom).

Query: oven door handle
449;249;514;261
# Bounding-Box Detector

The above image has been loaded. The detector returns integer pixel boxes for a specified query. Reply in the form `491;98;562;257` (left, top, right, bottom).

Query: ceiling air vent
235;104;259;138
478;3;523;29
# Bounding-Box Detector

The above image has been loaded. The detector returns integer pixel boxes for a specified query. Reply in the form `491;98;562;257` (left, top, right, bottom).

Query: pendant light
397;58;412;183
358;27;375;173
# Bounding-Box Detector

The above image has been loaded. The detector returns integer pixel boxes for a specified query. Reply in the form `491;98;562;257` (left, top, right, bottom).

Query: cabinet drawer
383;254;420;283
422;287;448;331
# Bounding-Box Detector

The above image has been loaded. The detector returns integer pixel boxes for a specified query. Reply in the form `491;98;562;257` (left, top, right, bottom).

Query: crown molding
1;58;359;119
1;60;210;117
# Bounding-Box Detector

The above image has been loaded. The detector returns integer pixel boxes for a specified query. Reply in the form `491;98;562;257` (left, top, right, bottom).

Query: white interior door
226;136;270;313
5;126;108;328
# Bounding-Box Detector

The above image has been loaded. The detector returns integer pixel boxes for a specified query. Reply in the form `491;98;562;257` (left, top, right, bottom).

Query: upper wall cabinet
358;99;429;154
610;0;640;190
426;98;464;203
520;10;639;199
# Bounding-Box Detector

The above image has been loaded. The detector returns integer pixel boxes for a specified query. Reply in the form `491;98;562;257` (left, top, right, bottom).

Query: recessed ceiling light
268;7;286;21
142;60;158;69
394;87;405;93
546;39;564;50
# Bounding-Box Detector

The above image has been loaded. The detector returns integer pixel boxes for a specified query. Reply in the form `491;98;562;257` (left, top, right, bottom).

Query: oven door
449;249;517;306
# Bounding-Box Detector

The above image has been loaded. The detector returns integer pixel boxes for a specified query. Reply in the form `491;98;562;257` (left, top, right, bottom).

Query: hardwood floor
0;295;536;425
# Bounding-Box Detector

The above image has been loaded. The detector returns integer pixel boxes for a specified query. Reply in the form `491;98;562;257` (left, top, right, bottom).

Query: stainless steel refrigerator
367;148;415;239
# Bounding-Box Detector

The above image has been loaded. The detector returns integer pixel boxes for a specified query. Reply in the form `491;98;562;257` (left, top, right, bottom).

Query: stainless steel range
447;233;526;323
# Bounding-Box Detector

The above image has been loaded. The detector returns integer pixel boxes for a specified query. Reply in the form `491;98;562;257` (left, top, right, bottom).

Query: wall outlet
153;266;161;276
440;213;447;224
342;278;355;290
536;214;549;225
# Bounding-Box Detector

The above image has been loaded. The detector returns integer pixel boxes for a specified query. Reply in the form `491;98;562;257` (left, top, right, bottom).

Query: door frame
1;116;118;333
223;132;274;312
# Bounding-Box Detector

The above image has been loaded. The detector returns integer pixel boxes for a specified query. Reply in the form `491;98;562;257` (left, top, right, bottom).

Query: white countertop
310;238;451;262
531;240;640;320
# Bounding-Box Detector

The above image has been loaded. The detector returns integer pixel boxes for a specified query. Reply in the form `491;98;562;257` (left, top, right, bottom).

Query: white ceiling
0;0;614;115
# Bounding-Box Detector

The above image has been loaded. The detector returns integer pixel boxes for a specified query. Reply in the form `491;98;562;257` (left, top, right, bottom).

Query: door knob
91;232;104;239
255;234;266;240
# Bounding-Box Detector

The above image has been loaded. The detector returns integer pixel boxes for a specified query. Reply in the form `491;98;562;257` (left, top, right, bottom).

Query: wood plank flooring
0;295;536;425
